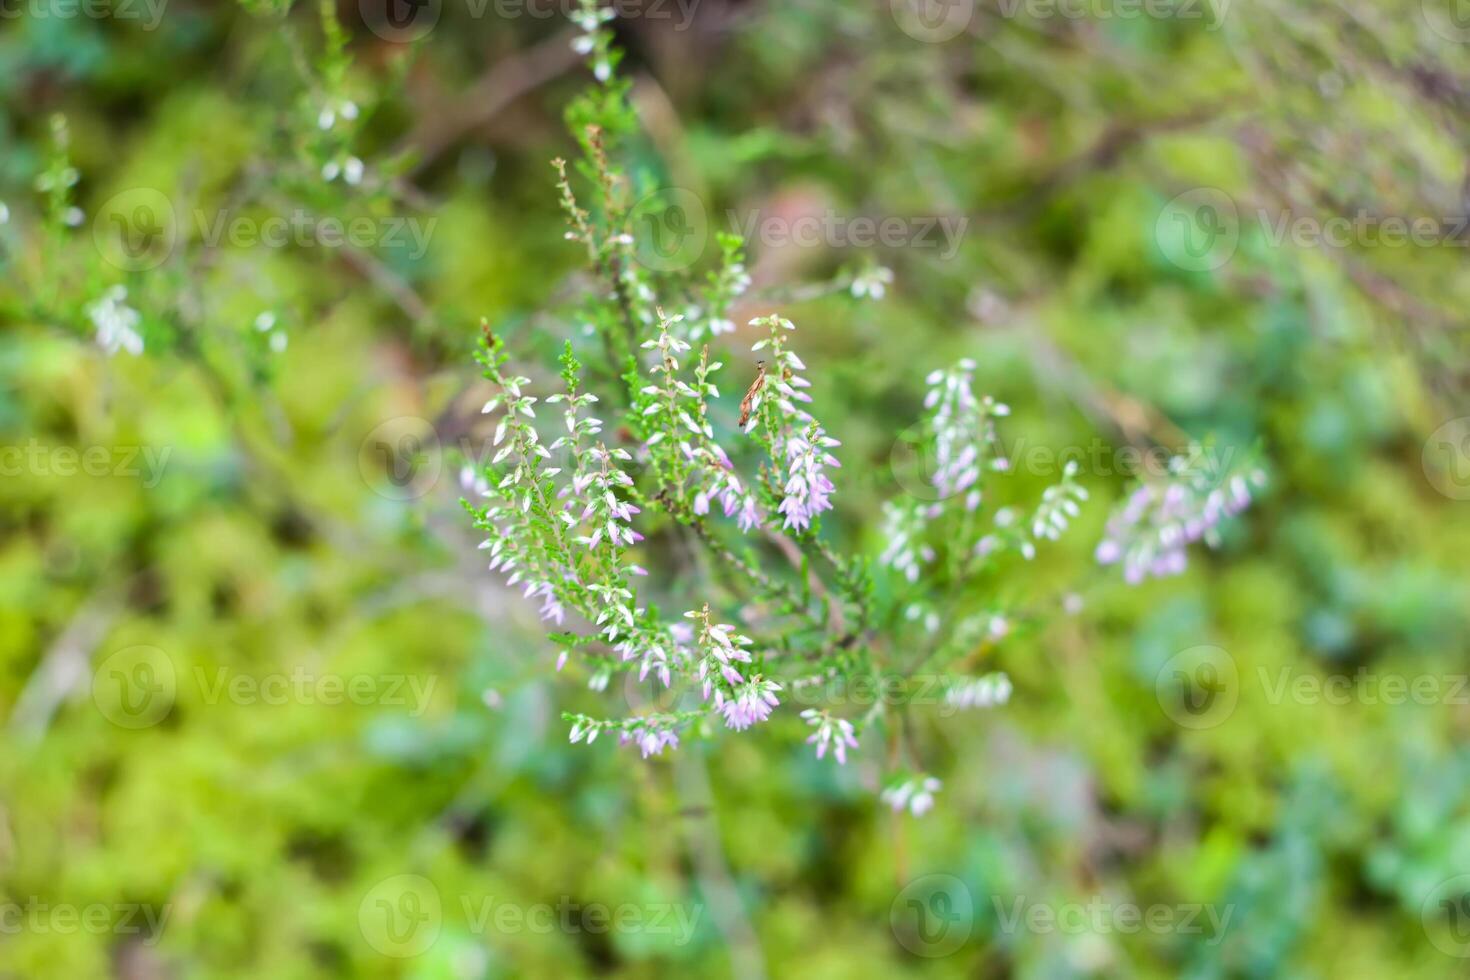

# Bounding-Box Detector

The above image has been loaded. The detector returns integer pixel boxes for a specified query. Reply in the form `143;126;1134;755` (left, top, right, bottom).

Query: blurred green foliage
2;0;1470;977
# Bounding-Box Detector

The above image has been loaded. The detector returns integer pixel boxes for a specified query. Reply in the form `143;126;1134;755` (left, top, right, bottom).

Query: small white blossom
850;266;893;300
87;286;144;357
944;673;1012;710
882;777;942;817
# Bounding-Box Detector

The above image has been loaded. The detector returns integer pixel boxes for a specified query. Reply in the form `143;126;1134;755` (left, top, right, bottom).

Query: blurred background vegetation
3;0;1470;976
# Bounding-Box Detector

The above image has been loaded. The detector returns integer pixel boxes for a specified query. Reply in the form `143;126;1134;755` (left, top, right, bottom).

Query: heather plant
7;0;1469;974
461;0;1265;810
0;0;1273;827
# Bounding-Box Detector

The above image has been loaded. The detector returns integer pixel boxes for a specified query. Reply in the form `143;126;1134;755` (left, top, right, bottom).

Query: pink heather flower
776;424;840;533
685;443;765;534
923;360;1007;501
801;709;859;763
750;316;840;534
620;724;680;758
1096;451;1265;583
735;495;761;532
686;609;759;703
615;629;679;688
531;581;565;625
715;677;781;731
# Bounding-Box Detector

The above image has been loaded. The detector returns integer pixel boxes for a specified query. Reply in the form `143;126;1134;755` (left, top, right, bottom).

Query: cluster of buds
88;286;144;357
639;313;764;531
1031;460;1088;542
800;709;860;764
878;501;936;584
943;673;1013;711
1096;448;1265;583
570;0;618;83
880;359;1017;586
683;233;751;340
882;776;942;817
686;606;755;701
750;316;841;533
925;359;1009;508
